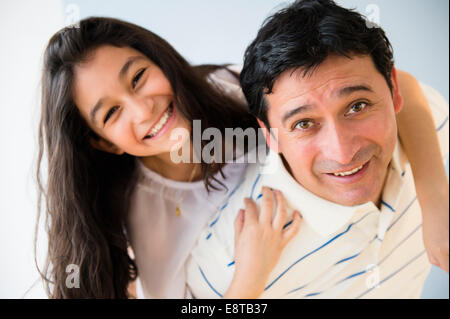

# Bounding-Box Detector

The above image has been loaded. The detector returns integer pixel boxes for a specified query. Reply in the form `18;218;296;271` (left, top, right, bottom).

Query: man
186;0;449;298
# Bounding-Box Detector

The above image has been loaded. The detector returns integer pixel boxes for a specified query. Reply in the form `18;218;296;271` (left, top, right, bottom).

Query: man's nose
320;121;359;165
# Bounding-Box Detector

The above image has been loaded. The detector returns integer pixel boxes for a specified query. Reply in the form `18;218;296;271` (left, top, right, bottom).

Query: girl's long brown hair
36;17;258;298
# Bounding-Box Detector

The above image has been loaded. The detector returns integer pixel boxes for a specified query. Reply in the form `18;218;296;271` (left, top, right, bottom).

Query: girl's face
73;45;191;157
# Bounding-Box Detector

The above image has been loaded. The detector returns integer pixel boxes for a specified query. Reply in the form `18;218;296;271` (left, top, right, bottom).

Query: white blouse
125;66;248;298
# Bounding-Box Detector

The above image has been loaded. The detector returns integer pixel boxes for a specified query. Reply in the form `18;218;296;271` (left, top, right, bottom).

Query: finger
441;257;449;274
259;187;274;225
437;251;449;273
426;251;438;266
273;190;288;231
234;209;245;245
282;210;302;247
243;198;258;225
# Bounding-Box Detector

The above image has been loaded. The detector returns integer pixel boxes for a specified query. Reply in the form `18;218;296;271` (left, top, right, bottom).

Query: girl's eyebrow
89;55;147;125
118;55;146;80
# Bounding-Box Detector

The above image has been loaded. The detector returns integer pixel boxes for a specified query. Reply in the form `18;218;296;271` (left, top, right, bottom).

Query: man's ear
89;137;124;155
391;66;403;115
257;118;280;153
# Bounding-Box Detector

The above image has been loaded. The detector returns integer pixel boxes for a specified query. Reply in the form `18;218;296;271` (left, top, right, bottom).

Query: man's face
261;54;403;206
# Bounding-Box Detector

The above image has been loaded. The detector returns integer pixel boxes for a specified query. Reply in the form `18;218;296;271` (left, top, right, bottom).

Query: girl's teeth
147;106;173;137
333;165;363;177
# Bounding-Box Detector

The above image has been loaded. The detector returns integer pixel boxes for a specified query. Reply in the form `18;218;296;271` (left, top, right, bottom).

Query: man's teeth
333;165;364;177
147;106;173;138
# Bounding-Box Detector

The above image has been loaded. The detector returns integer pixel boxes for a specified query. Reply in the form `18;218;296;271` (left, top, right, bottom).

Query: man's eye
346;102;368;115
132;68;146;89
294;120;314;130
104;106;119;124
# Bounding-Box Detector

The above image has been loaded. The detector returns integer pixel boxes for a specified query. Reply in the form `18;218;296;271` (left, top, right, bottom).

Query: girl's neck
140;151;202;182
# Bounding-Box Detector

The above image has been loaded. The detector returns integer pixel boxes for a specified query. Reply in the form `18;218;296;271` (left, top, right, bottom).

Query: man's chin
323;187;380;207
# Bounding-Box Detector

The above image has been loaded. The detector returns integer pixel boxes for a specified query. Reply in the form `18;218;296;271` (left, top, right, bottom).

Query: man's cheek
358;116;394;145
284;139;316;177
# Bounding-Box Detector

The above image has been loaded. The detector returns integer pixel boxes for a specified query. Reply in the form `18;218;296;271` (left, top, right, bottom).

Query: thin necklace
174;164;199;217
143;159;200;217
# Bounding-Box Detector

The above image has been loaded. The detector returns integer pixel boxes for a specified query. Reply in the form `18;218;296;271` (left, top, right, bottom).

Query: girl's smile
143;102;176;140
73;45;191;158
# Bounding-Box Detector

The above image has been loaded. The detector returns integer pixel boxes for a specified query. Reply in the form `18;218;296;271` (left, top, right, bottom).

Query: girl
36;17;448;299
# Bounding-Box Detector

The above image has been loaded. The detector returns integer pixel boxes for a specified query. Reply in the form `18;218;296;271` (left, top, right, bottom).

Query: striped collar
258;140;405;238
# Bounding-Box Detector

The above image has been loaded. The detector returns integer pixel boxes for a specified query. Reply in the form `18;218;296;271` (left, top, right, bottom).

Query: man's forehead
267;55;380;103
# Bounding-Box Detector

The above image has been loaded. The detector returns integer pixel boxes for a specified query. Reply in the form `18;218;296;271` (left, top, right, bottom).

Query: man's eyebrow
336;85;374;97
282;105;313;125
89;55;146;125
280;85;373;125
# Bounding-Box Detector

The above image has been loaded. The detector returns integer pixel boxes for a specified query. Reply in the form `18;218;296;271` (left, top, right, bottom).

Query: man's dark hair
240;0;395;127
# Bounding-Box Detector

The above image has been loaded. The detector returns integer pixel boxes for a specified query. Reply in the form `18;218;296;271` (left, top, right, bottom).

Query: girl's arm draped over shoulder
396;70;449;273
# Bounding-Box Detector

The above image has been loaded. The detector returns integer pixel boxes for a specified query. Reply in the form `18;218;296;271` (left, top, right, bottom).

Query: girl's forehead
77;45;147;71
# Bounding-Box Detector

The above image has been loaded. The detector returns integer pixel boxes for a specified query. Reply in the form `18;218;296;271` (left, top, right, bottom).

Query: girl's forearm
396;70;449;212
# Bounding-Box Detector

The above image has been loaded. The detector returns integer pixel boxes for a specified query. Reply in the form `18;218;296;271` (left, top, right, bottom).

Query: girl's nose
128;97;154;124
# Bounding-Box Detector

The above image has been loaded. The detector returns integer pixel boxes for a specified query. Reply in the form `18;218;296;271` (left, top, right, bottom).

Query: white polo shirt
185;83;449;299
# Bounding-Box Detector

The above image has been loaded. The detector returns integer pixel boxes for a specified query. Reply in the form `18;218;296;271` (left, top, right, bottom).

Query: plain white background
0;0;448;298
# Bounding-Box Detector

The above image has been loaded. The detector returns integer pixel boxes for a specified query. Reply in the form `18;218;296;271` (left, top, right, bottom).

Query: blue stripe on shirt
437;116;448;132
265;211;376;291
198;266;223;297
209;215;221;228
334;252;361;265
250;174;261;199
381;200;395;213
378;224;422;265
356;250;427;298
332;223;422;292
305;292;322;297
209;179;245;227
387;196;417;231
287;283;308;295
335;269;368;286
265;224;353;290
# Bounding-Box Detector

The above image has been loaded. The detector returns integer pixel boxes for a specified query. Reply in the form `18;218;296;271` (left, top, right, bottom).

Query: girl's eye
294;120;314;131
132;68;146;89
104;106;119;124
346;102;368;116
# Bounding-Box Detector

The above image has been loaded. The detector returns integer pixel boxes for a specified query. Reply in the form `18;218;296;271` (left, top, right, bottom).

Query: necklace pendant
176;205;181;217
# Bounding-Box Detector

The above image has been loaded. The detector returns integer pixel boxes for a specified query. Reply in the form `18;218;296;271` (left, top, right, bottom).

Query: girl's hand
422;192;449;273
223;187;302;298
